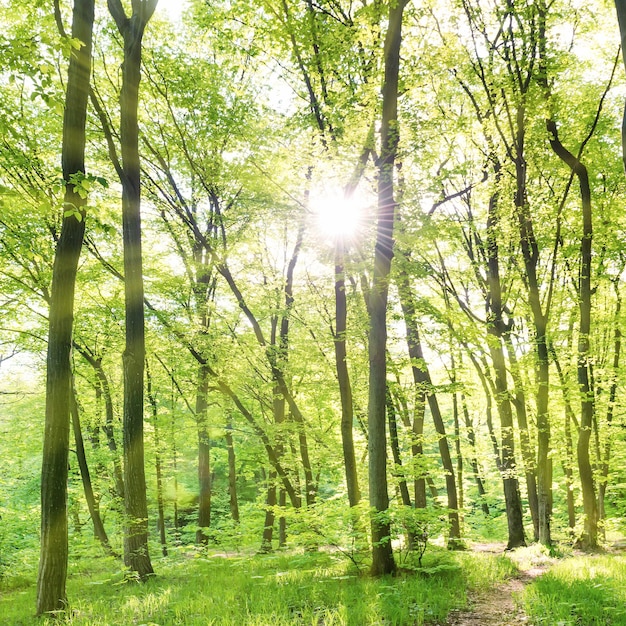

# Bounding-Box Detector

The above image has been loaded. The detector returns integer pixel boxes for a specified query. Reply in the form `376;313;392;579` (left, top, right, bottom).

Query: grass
522;553;626;626
5;538;626;625
0;544;516;626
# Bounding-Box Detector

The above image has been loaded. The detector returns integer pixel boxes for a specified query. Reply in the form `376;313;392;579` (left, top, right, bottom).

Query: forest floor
445;542;552;626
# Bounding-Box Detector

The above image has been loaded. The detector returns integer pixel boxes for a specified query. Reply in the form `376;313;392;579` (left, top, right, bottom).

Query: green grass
8;541;626;625
0;546;515;626
522;553;626;626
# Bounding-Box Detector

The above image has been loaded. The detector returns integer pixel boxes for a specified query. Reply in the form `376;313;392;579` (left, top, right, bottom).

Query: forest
2;0;626;623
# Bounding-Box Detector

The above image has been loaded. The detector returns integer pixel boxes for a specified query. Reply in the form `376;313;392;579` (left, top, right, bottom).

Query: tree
107;0;158;579
368;0;409;577
36;0;95;615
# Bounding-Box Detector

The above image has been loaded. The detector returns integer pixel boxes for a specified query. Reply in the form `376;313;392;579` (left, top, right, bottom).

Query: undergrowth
522;553;626;626
0;545;513;625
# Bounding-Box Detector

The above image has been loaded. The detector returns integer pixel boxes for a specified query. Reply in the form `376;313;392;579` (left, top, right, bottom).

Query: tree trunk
614;0;626;170
334;238;361;508
70;385;114;555
461;395;490;516
108;0;158;579
484;172;526;549
551;343;578;533
504;334;540;541
195;364;212;545
538;0;597;549
225;415;240;524
510;98;552;546
396;267;462;547
368;0;407;576
260;471;277;553
146;361;167;557
598;285;621;529
37;0;95;615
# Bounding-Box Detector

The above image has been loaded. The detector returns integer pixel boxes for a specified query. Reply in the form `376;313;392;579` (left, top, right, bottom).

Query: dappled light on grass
9;545;626;625
1;547;480;625
522;554;626;626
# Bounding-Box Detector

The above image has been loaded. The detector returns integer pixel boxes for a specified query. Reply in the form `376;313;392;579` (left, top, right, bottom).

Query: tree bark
195;364;212;545
260;471;277;553
598;285;621;527
461;395;490;516
74;345;125;501
37;0;95;615
108;0;158;579
334;238;361;508
70;385;114;555
225;414;240;524
538;1;597;547
396;273;461;546
614;0;626;170
368;0;407;577
146;361;167;556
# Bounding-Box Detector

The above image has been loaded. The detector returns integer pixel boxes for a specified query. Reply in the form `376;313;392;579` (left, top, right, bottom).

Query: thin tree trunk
484;176;526;549
614;0;626;170
70;384;114;556
225;414;240;524
195;364;211;545
598;284;621;528
504;334;539;541
75;346;125;501
146;361;167;557
396;271;461;547
260;471;277;553
37;0;95;614
278;489;287;548
461;395;490;516
551;343;578;533
334;237;361;508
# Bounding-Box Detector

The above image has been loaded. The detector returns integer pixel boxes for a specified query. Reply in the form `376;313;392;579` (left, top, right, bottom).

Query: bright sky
155;0;188;21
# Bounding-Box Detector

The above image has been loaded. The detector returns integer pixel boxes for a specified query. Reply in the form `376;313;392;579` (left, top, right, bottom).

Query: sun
311;186;367;242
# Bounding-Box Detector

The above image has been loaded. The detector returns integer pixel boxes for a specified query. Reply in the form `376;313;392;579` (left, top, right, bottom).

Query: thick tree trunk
368;0;407;576
485;176;526;549
547;127;597;549
108;0;158;579
37;0;95;615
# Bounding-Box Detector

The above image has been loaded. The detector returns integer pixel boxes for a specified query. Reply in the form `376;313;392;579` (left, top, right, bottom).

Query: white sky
155;0;188;21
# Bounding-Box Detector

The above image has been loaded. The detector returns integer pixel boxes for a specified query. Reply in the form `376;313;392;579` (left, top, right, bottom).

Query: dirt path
445;543;550;626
